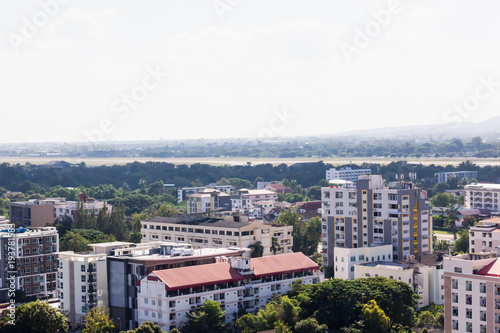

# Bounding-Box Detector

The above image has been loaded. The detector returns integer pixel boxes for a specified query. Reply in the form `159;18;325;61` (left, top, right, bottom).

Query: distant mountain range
332;117;500;140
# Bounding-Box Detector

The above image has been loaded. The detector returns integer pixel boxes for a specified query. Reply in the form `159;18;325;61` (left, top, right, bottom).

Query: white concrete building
332;244;393;280
465;183;500;211
435;171;477;184
326;167;371;183
137;252;323;332
54;199;111;221
187;189;231;214
57;251;108;328
234;189;278;204
355;253;445;309
178;186;234;203
443;251;500;333
469;218;500;254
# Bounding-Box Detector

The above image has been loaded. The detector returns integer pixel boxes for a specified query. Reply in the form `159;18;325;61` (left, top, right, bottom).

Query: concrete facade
321;175;432;267
0;226;59;302
141;215;293;256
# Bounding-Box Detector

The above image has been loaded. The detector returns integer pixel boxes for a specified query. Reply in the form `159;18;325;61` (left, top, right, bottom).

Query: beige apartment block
141;215;293;256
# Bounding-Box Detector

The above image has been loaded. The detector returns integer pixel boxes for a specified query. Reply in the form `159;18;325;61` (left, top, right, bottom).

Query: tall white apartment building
141;215;293;256
443;251;500;333
0;226;59;302
57;250;109;328
469;218;500;254
137;252;323;332
321;175;432;270
326;167;371;183
465;183;500;211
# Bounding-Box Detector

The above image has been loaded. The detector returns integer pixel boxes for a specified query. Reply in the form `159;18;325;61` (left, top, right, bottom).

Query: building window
466;308;472;319
465;281;472;291
81;265;86;272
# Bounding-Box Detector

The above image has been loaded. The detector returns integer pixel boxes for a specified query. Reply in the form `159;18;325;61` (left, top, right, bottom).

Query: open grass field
0;156;500;167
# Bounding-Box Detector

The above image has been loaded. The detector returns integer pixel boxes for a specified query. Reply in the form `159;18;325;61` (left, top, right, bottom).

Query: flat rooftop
144;216;251;228
466;183;500;190
358;261;416;270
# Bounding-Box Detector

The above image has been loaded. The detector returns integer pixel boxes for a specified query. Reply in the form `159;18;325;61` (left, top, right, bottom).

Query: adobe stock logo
443;74;499;125
8;0;71;52
258;107;296;139
340;0;402;64
83;65;169;143
213;0;243;21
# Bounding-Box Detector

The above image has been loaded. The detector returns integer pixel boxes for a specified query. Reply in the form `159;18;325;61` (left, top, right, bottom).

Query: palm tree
445;201;459;240
271;237;281;255
249;241;264;258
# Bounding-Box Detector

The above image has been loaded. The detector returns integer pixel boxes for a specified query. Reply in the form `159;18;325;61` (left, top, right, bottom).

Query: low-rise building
9;198;64;227
0;226;59;302
178;186;234;203
141;215;293;256
435;171;478;184
333;244;393;280
469;217;500;253
54;194;111;221
264;183;291;194
443;251;500;333
235;189;278;204
465;183;500;212
326;167;371;183
355;253;445;309
187;189;231;214
136;252;323;332
57;241;249;330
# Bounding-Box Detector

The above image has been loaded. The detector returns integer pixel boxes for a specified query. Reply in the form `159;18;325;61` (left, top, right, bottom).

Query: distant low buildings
435;171;477;184
326;167;371;183
54;193;111;221
263;183;291;194
187;189;231;214
234;189;278;204
178;186;234;203
9;198;64;227
136;252;323;332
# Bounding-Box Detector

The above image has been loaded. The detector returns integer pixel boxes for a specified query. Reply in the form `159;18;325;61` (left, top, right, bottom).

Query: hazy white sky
1;0;499;143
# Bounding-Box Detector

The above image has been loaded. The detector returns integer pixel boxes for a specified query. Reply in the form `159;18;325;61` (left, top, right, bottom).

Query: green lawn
433;230;453;235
